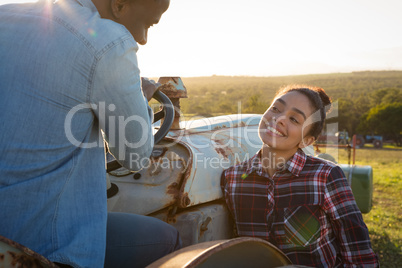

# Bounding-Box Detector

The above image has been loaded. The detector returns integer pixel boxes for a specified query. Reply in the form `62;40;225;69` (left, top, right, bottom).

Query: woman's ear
298;136;315;149
110;0;129;18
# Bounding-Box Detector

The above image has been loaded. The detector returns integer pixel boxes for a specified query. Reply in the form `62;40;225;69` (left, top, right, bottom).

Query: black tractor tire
373;139;383;148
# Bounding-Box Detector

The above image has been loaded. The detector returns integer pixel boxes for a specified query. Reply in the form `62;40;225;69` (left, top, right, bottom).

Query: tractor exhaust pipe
157;77;188;129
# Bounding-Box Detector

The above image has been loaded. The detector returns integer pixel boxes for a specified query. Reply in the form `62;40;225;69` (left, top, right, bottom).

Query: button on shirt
221;150;379;267
0;0;153;267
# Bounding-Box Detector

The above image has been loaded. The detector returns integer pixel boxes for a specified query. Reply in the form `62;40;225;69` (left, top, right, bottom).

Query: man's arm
323;166;379;267
91;39;153;171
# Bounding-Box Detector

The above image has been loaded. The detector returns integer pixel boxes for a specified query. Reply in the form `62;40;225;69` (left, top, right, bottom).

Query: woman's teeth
267;126;284;137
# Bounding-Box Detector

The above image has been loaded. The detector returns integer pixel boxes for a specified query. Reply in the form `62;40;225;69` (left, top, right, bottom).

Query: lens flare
87;28;97;38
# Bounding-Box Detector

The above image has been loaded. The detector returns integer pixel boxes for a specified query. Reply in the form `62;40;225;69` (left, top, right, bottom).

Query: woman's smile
265;124;285;137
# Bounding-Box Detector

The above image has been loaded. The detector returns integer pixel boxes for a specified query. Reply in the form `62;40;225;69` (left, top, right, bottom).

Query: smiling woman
221;85;379;267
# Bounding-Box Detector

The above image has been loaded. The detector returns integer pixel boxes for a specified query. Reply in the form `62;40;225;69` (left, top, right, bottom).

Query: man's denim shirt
0;0;153;266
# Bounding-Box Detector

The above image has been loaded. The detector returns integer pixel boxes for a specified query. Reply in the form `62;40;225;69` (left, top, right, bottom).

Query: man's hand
141;77;161;101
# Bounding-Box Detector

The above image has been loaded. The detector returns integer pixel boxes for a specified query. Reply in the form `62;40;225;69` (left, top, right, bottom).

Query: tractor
0;77;374;267
354;134;383;149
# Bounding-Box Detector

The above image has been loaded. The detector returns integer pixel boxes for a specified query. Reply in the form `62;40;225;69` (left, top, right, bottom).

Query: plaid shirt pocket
283;206;321;248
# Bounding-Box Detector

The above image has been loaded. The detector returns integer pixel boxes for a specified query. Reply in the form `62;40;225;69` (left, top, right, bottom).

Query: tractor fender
316;153;337;163
339;164;373;213
146;237;292;268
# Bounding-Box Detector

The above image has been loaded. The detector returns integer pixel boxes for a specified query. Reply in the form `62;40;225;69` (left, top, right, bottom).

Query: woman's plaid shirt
221;149;378;267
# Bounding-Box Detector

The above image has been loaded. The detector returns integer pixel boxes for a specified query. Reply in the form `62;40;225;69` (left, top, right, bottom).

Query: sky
2;0;402;77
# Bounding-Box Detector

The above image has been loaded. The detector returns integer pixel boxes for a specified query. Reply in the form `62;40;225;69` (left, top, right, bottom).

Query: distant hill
173;71;402;115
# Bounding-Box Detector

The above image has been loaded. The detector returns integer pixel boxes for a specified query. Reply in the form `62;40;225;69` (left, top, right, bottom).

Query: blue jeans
104;212;182;268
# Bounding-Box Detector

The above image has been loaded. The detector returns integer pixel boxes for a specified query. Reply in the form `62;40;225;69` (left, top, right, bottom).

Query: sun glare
1;0;401;77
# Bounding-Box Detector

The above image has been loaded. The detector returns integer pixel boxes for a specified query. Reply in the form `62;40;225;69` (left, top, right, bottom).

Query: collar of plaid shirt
244;149;306;178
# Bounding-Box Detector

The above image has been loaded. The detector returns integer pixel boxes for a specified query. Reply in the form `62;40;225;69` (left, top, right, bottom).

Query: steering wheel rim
106;90;174;173
152;90;175;143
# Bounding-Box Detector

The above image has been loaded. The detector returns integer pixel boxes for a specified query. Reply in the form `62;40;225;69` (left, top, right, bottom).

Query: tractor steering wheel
106;90;174;173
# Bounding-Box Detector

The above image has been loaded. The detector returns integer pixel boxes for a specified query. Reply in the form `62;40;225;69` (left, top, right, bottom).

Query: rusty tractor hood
107;114;263;215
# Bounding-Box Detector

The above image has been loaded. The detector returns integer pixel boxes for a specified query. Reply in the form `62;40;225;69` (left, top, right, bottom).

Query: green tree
380;88;402;105
354;95;372;116
219;103;235;114
359;103;402;146
337;98;360;134
370;88;402;107
244;94;267;113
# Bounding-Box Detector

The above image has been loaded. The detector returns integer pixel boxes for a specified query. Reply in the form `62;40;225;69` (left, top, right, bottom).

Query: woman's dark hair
274;85;332;139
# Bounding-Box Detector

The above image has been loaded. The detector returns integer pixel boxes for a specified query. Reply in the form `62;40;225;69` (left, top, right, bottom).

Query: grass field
323;146;401;267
